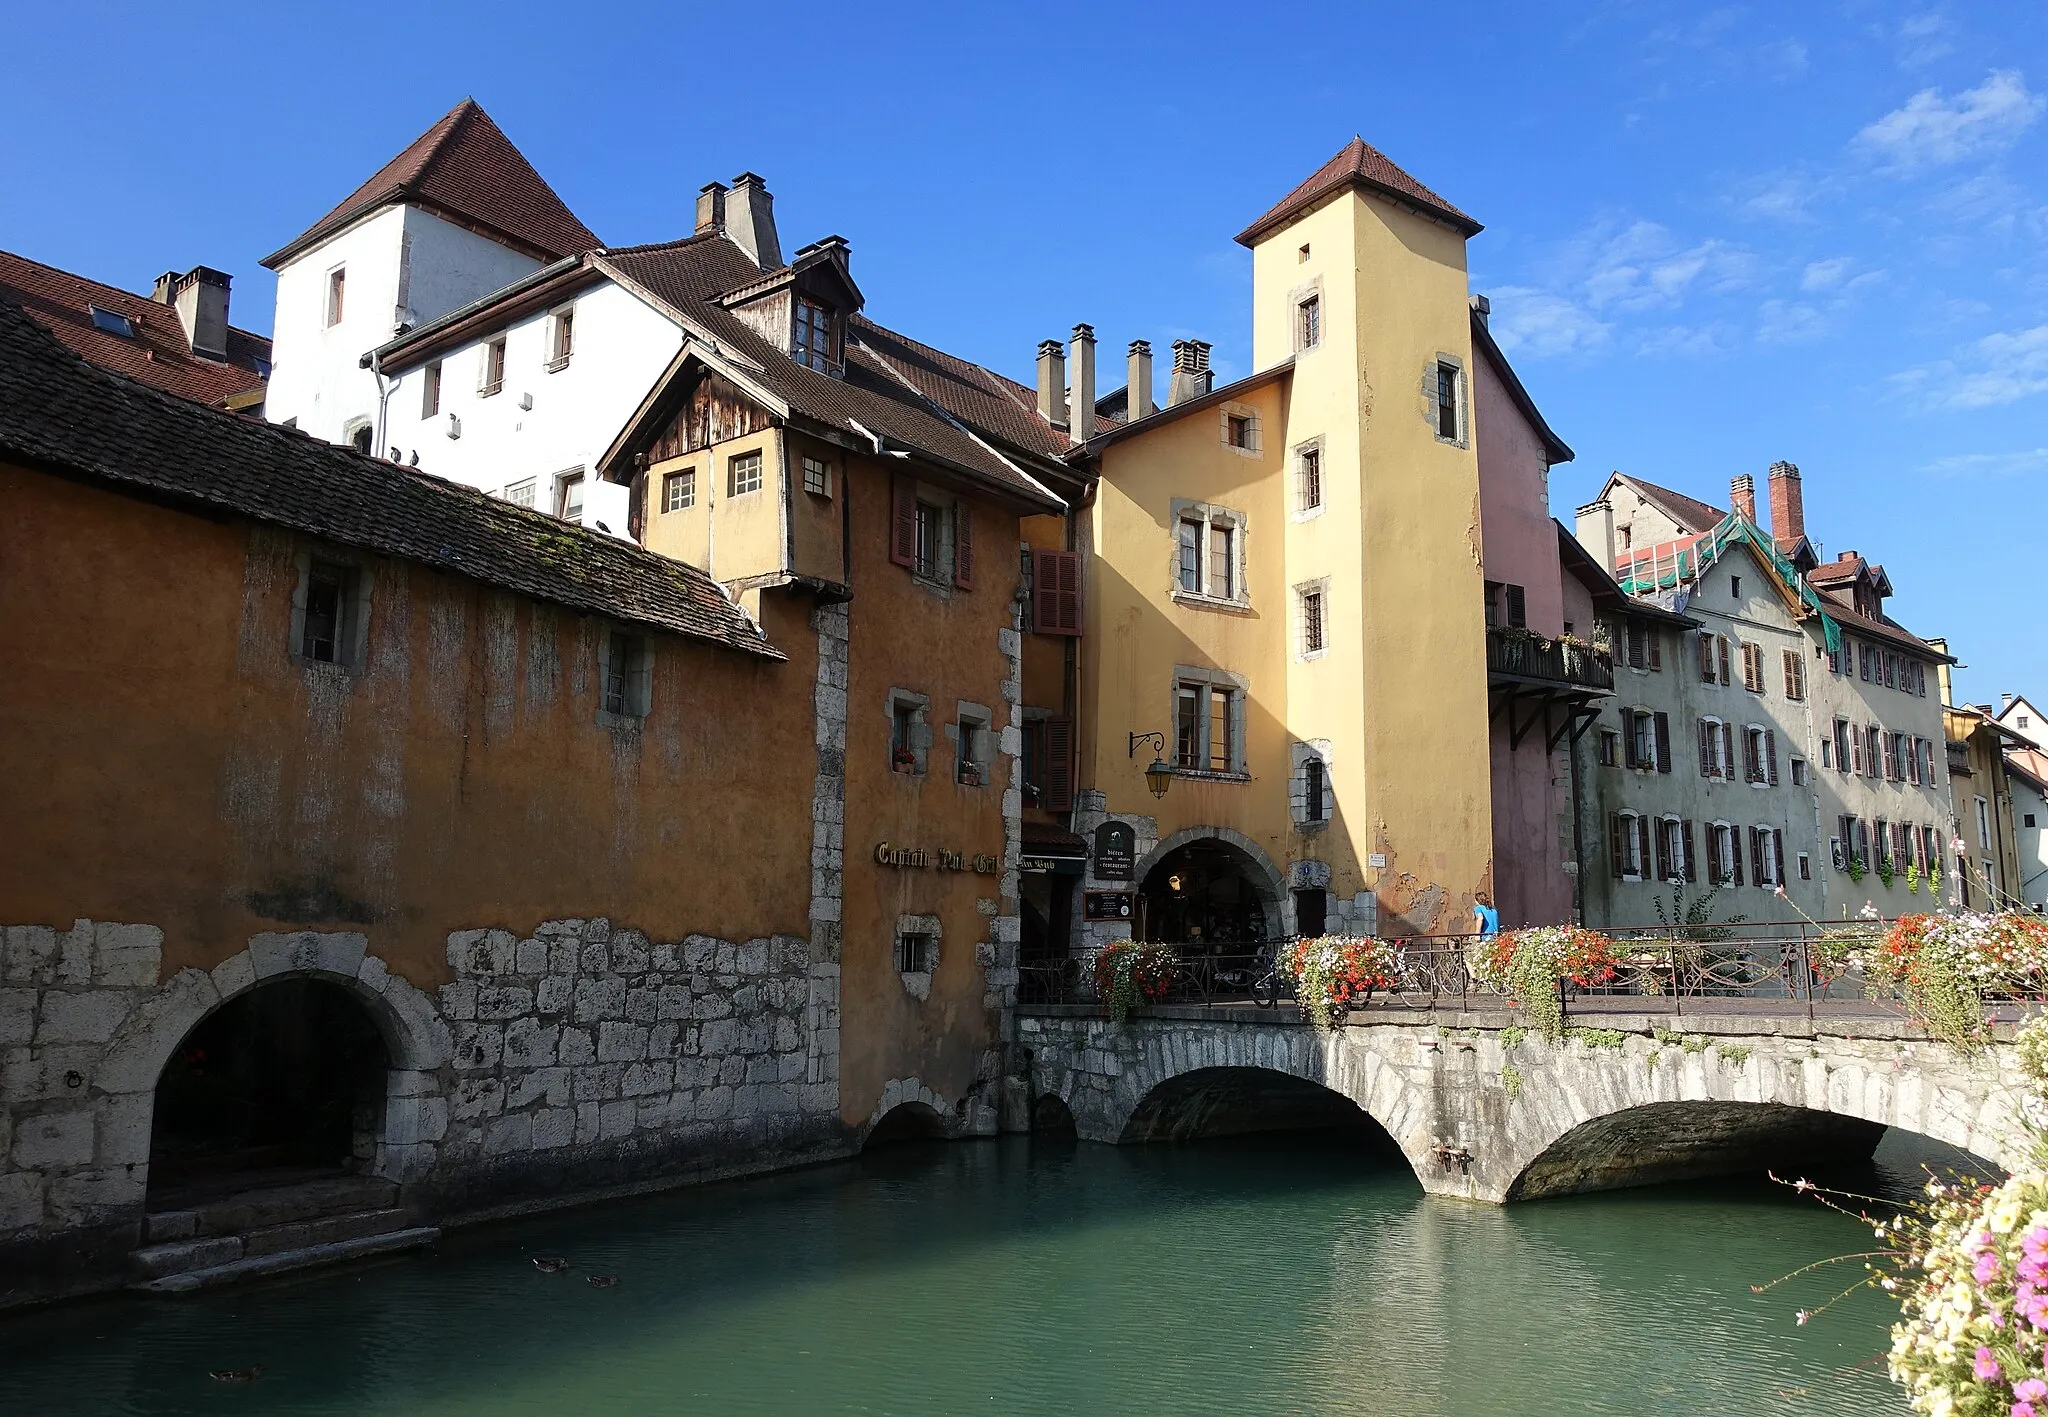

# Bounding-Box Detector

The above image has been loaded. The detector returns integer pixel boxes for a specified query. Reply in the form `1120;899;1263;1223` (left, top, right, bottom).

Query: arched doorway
863;1101;949;1149
147;977;390;1200
1137;836;1280;959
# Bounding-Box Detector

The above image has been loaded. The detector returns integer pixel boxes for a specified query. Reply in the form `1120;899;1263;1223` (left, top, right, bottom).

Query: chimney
1069;324;1097;441
725;173;781;268
1928;638;1955;708
1166;340;1213;407
1127;340;1155;421
1036;340;1067;428
1767;460;1805;545
1729;473;1756;524
694;181;727;235
172;266;231;360
1470;293;1491;328
150;271;179;304
1576;499;1617;573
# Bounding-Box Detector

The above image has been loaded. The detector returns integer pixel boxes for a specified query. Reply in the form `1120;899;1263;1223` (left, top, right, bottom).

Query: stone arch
94;932;453;1189
858;1077;961;1147
1030;1092;1077;1137
863;1102;949;1149
1132;825;1291;943
1119;1066;1389;1144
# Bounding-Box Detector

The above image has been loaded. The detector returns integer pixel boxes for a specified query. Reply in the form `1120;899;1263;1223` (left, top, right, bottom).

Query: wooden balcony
1486;627;1613;752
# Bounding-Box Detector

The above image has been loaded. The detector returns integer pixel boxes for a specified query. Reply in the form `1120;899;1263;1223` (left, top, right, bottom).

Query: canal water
0;1129;1966;1416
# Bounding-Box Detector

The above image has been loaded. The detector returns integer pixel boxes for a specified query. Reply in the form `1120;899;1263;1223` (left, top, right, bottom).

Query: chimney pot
1166;340;1213;407
151;271;179;304
1470;293;1491;327
724;173;781;268
1127;340;1155;422
1036;340;1068;429
1766;460;1805;546
1730;473;1756;524
1070;324;1097;442
695;182;728;235
171;266;231;361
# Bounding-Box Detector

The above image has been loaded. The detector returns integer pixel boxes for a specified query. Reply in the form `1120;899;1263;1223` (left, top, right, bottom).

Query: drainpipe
360;350;394;458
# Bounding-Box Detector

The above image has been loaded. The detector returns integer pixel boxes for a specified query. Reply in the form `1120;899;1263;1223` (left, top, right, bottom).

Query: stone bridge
1016;1006;2028;1203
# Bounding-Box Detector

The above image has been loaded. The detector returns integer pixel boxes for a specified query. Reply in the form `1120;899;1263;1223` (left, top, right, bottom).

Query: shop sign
874;843;1000;874
1092;822;1136;881
1084;891;1134;922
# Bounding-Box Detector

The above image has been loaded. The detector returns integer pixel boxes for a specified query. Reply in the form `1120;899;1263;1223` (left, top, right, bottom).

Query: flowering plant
1863;913;2048;1048
1281;936;1396;1031
1093;942;1176;1023
1466;926;1620;1040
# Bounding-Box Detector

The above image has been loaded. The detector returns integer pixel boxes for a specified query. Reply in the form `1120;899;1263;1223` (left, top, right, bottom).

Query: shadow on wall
1118;1065;1395;1152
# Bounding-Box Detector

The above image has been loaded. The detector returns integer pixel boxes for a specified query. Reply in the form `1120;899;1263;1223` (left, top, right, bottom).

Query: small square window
662;467;696;512
554;470;584;521
1227;414;1254;449
2026;814;2038;829
87;305;135;338
802;455;831;497
504;478;535;508
729;451;763;497
1599;730;1620;767
891;699;923;774
300;560;356;663
325;267;346;327
599;630;651;721
895;932;934;975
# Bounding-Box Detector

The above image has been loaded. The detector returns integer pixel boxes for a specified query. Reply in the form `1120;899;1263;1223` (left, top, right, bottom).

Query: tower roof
1235;136;1480;247
263;99;600;270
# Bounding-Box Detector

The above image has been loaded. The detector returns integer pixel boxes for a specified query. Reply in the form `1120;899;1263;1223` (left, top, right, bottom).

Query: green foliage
1568;1027;1629;1051
1716;1043;1752;1064
1847;857;1867;883
1499;1025;1527;1051
1906;861;1921;895
1094;942;1175;1025
1878;857;1897;889
1500;1063;1524;1102
1652;1027;1697;1048
1650;885;1748;942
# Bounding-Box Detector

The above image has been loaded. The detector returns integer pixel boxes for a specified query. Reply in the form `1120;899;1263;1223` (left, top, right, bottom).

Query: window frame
479;336;507;397
1297;294;1321;351
553;468;585;522
597;629;653;725
1170;667;1248;778
422;360;442;417
1432;358;1464;444
1168;500;1250;609
1294;441;1324;517
801;454;832;498
325;266;346;328
661;467;696;513
288;548;371;673
794;295;836;373
546;304;575;372
1297;581;1328;660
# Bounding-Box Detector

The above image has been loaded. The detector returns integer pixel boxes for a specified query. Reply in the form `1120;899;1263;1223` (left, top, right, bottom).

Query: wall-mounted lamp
1129;731;1173;799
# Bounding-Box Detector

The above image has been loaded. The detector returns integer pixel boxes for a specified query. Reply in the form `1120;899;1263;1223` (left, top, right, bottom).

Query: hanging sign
1092;822;1136;881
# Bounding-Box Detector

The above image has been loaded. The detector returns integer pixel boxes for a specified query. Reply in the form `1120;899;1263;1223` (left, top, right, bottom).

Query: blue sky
4;1;2043;702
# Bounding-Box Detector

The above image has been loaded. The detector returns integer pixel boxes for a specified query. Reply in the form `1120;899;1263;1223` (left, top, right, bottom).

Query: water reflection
0;1128;1942;1417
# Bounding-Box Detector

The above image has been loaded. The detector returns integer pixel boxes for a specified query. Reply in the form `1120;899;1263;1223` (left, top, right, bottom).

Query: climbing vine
1466;926;1620;1041
1093;942;1176;1024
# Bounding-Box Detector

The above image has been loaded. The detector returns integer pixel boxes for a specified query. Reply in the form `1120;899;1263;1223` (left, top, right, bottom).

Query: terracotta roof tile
1236;136;1480;247
265;100;599;269
0;250;269;409
0;296;774;658
1613;473;1726;534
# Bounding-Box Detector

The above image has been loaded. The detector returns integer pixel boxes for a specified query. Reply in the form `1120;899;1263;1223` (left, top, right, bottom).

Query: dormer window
88;305;135;338
794;296;834;372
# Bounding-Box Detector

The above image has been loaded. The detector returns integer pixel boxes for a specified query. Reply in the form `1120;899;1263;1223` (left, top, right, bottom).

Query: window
891;699;923;774
1504;584;1527;630
1730;575;1742;599
1299;587;1325;657
1297;446;1322;512
794;296;834;372
1625;708;1670;772
1782;648;1805;701
914;502;941;578
1790;757;1807;786
662;468;696;513
348;423;374;455
1864;725;1881;779
503;478;535;508
1623;620;1660;671
1030;550;1083;634
1611;811;1650;880
955;708;990;786
1297;295;1321;349
1696;632;1731;685
1302;756;1327;825
299;560;355;663
600;631;650;720
1209;523;1236;599
895;930;934;975
1834;719;1853;774
1226;413;1255;449
423;361;442;417
1435;362;1460;441
1659;817;1692;883
1599;730;1620;767
554;470;584;522
1978;796;1994;849
1752;827;1785;888
801;455;831;497
1740;641;1765;693
2029;814;2039;829
1707;822;1742;886
325;267;346;327
1173;678;1242;775
1820;739;1832;770
547;306;575;370
729;451;763;497
87;305;134;338
1177;518;1202;593
479;337;506;397
1170;511;1243;604
1697;717;1734;778
1798;853;1812;881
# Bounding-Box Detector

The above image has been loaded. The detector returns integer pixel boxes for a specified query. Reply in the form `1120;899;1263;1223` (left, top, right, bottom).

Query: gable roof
264;99;600;270
0;296;776;658
1236;136;1481;247
594;235;1065;510
1470;309;1572;464
0;250;269;410
1605;472;1727;534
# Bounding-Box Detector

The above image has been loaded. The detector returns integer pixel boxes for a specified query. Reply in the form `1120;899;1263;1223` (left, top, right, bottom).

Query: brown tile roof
600;236;1064;510
0;296;776;658
1613;473;1726;534
264;100;600;270
849;316;1077;465
1806;556;1865;584
1236;136;1481;247
1825;600;1945;660
0;250;269;410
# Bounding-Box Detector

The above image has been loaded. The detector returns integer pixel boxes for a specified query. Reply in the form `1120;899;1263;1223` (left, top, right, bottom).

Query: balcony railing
1486;627;1614;691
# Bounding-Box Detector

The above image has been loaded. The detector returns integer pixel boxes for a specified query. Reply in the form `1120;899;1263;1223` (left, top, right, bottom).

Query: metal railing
1486;627;1615;691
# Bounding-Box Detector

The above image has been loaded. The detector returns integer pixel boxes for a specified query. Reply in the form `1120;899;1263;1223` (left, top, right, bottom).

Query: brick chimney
1767;460;1805;545
1036;339;1067;428
1127;340;1155;421
1730;473;1756;524
1069;324;1097;441
1166;340;1213;407
695;181;727;235
725;173;781;268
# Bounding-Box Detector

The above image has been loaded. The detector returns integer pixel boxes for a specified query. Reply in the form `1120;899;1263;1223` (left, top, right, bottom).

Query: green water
0;1132;1947;1416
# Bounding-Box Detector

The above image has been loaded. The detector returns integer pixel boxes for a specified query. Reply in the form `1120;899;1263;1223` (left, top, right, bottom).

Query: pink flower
2013;1403;2035;1417
1981;1251;2006;1284
1979;1347;2005;1381
2017;1379;2048;1401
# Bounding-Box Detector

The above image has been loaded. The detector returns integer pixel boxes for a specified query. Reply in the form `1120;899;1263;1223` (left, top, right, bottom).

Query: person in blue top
1472;892;1499;937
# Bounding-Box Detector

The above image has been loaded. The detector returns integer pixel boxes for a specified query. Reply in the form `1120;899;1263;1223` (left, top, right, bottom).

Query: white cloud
1855;70;2044;173
1921;448;2048;478
1575;220;1758;311
1757;300;1830;345
1487;286;1612;358
1738;171;1827;223
1892;11;1954;69
1800;257;1855;292
1894;324;2048;409
1638;324;1729;358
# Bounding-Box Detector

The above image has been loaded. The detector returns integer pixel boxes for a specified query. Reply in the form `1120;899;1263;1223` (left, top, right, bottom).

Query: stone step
241;1207;410;1258
131;1227;440;1295
144;1176;400;1243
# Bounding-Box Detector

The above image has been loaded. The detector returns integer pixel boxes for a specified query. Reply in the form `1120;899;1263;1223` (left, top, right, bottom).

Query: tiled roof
1236;136;1481;247
1825;600;1944;660
264;99;600;269
1613;473;1726;534
849;316;1076;465
0;250;269;410
601;236;1064;510
0;296;776;658
1806;556;1865;584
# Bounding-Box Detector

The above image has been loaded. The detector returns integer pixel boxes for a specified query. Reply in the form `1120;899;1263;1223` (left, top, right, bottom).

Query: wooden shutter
1698;633;1716;682
1609;813;1627;878
1653;820;1670;883
1654;712;1672;773
1719;723;1734;781
1042;716;1075;811
1717;636;1731;686
1681;821;1698;882
1765;729;1779;786
1749;829;1764;887
1648;628;1662;672
1706;824;1722;883
1773;830;1786;887
952;502;974;588
1731;828;1745;886
890;476;916;567
1697;720;1714;777
1032;550;1082;635
1637;816;1654;880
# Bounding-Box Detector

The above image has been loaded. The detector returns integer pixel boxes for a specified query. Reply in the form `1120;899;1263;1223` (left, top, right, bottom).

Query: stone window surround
1742;722;1773;789
287;542;374;674
894;913;941;1001
1291;436;1326;522
1615;807;1645;880
1288;276;1323;354
1425;353;1468;448
1168;498;1252;612
946;699;995;788
1217;401;1264;460
1171;663;1251;781
1289;739;1333;830
886;687;932;776
595;626;654;730
1707;819;1740;887
1294;576;1331;662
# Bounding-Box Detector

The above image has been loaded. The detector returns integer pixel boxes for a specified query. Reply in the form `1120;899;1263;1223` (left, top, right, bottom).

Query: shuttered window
1040;716;1075;811
953;504;974;589
1032;550;1083;634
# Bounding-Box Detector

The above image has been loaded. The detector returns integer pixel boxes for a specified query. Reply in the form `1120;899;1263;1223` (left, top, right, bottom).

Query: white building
261;100;599;457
